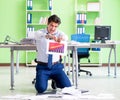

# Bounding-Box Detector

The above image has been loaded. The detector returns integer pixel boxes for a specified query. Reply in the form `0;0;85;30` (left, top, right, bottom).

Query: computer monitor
94;25;111;43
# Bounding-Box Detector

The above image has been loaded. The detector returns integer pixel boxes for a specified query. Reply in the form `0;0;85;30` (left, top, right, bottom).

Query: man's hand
45;34;52;39
57;37;62;42
46;34;63;42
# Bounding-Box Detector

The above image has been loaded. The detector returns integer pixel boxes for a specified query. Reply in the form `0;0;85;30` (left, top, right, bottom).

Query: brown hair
48;14;61;25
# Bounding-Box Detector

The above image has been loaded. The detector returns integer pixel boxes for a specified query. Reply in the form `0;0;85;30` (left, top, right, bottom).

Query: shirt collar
45;28;58;35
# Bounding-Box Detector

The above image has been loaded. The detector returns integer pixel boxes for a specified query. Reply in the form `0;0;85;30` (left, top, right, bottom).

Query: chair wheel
67;71;69;75
32;78;36;84
89;73;92;76
32;81;35;84
86;72;92;76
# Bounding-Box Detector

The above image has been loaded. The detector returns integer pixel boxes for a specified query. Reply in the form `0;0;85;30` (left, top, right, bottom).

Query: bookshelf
75;0;101;66
26;0;52;38
26;0;52;66
75;0;100;40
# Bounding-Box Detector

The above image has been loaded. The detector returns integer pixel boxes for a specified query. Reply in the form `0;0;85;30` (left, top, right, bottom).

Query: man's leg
51;69;71;88
35;69;50;93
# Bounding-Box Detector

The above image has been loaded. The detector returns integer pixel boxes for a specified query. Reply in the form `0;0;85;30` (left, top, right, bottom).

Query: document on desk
77;42;90;46
68;41;90;46
105;40;120;44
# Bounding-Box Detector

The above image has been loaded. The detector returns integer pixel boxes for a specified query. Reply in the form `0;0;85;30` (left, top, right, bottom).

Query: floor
0;66;120;100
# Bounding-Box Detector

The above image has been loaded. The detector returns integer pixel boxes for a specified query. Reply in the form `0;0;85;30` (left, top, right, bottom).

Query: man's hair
48;14;61;25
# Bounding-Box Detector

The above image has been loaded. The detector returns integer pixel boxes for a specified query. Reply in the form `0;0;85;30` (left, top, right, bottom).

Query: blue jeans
35;62;71;93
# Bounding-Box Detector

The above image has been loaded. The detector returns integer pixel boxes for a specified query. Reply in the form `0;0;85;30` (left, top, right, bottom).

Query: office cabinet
26;0;52;66
26;0;52;38
75;0;100;40
75;0;101;66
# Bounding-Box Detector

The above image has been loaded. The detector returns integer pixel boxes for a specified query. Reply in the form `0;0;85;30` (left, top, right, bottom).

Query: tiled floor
0;66;120;100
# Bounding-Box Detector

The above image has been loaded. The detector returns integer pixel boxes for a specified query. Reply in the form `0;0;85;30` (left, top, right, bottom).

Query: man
34;14;71;93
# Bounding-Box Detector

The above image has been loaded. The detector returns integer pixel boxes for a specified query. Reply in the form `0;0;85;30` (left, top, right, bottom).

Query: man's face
47;22;59;34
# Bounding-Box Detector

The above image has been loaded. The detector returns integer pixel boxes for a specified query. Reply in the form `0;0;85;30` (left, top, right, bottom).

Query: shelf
77;24;98;26
27;10;51;12
77;10;100;13
27;23;47;26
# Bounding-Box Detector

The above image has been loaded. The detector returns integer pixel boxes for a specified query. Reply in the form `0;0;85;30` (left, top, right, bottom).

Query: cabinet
75;0;100;41
26;0;52;38
75;0;101;66
26;0;52;66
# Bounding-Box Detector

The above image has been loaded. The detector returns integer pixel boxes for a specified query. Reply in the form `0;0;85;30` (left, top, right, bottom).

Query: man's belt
35;60;59;66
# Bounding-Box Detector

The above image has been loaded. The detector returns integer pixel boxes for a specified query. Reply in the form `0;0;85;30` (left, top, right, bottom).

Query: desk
0;42;117;90
10;42;117;90
67;42;117;89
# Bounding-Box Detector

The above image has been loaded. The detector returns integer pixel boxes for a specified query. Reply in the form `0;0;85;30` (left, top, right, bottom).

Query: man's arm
45;33;68;42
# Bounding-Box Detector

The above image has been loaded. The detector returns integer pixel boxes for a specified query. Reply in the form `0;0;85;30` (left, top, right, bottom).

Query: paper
61;86;81;95
68;41;90;46
0;93;115;100
46;40;67;56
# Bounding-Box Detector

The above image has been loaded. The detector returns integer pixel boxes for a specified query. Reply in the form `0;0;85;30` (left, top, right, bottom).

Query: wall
0;0;120;64
100;0;120;63
0;0;26;63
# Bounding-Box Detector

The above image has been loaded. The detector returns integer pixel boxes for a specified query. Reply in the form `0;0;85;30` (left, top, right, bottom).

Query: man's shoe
51;80;57;89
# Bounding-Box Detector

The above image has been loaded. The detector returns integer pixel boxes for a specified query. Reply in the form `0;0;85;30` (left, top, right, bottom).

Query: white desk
67;42;117;89
0;42;117;90
10;42;117;90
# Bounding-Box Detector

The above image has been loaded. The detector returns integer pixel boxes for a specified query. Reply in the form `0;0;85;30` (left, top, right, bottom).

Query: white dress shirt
34;28;68;63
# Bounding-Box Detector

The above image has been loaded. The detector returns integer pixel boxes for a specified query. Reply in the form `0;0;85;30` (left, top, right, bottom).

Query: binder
76;13;79;23
49;0;52;10
84;13;87;24
29;0;33;10
27;0;32;10
27;13;32;23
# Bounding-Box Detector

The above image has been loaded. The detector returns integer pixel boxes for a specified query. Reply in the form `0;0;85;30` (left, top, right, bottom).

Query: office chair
70;34;92;76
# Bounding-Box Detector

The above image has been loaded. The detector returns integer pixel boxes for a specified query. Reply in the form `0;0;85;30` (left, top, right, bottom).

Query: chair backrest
71;34;90;55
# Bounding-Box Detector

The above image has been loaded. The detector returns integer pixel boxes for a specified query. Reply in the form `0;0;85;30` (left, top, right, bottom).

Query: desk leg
108;48;112;76
72;49;75;86
75;48;78;89
10;48;14;90
113;47;117;78
63;56;66;73
108;47;117;78
74;47;78;89
16;51;19;74
67;50;70;76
